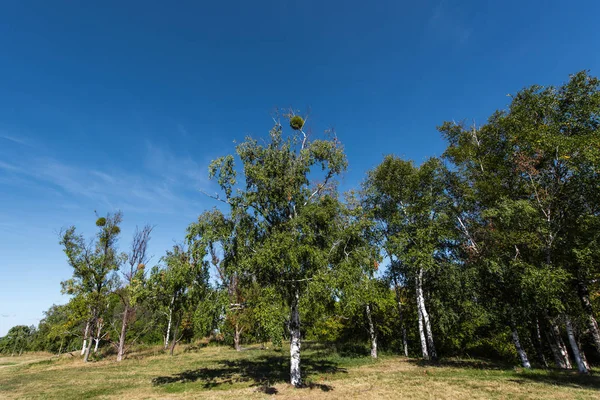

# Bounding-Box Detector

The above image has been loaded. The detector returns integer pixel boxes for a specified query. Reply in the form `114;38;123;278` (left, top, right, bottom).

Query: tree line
2;71;599;386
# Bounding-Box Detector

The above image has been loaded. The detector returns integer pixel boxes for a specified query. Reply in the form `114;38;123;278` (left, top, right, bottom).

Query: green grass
0;344;598;399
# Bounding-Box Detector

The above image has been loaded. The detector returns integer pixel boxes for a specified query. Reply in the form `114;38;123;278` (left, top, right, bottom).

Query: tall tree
206;113;347;386
365;156;453;361
60;212;123;362
116;225;153;361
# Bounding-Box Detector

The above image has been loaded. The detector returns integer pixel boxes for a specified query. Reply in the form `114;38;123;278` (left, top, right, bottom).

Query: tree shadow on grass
408;358;512;371
152;354;344;394
514;370;600;390
408;358;600;390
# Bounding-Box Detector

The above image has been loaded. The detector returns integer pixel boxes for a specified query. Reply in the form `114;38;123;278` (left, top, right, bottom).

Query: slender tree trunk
393;277;409;357
366;304;378;359
117;305;129;362
169;317;180;357
550;320;572;369
289;288;302;387
417;268;437;360
402;326;409;357
565;315;588;374
81;320;90;356
545;329;567;369
511;327;531;369
83;325;94;362
577;335;590;371
578;280;600;354
93;321;103;354
234;322;242;352
164;297;174;350
58;336;64;356
417;303;429;359
533;319;548;367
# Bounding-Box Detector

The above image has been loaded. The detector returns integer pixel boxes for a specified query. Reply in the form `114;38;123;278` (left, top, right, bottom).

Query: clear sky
1;0;599;336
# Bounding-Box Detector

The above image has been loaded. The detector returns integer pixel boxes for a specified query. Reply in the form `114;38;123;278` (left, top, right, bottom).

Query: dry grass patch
0;344;598;399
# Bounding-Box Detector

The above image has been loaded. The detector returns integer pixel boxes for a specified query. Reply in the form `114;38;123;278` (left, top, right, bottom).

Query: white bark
83;329;93;362
565;316;588;374
164;297;174;350
417;303;429;359
533;319;548;367
117;305;128;362
416;268;437;360
366;304;378;359
402;327;408;357
93;320;103;353
289;289;302;387
578;281;600;354
550;321;572;369
511;328;531;369
81;321;90;356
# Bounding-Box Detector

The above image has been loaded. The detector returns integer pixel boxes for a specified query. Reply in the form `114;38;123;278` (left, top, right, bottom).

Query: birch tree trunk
169;316;180;357
164;297;174;350
117;305;129;362
417;268;437;360
550;320;572;369
234;322;241;352
289;288;302;387
393;279;409;357
83;325;94;362
533;319;548;367
511;328;531;369
565;316;588;374
417;304;429;359
578;280;600;354
545;329;567;369
577;335;590;371
93;321;103;354
81;320;90;356
366;304;378;359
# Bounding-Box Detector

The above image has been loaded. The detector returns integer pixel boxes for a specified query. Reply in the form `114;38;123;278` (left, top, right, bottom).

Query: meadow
0;343;598;399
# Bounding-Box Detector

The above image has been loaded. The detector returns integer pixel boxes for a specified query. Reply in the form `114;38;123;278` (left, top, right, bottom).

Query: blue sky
1;0;599;336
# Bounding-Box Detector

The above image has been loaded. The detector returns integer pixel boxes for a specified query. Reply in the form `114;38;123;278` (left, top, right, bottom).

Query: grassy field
0;343;598;399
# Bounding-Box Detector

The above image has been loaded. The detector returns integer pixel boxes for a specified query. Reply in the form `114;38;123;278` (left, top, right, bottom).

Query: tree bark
577;335;590;371
93;320;103;354
83;324;94;362
417;268;437;360
533;318;548;367
578;280;600;354
366;304;378;359
234;322;242;352
550;320;572;369
164;297;174;350
81;320;90;356
511;327;532;369
565;315;588;374
169;316;180;357
545;329;567;369
289;288;302;387
393;278;409;357
117;305;129;362
417;303;429;359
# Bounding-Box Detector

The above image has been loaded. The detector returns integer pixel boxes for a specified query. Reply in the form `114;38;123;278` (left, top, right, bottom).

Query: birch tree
366;157;452;361
59;212;124;362
115;225;153;361
205;113;346;386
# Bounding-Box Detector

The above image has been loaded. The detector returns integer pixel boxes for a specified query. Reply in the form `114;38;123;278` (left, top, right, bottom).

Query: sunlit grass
0;343;598;399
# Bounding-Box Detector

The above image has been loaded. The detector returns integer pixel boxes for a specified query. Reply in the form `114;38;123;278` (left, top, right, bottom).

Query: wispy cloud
0;143;211;217
0;133;33;147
